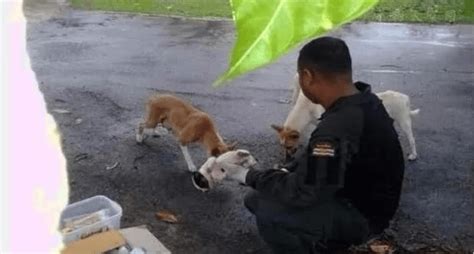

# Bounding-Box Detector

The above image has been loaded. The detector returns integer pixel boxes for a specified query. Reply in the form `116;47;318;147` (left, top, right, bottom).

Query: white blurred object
117;246;130;254
120;226;170;254
130;247;146;254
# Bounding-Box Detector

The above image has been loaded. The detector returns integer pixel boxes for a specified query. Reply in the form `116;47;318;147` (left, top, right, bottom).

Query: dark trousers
244;191;370;254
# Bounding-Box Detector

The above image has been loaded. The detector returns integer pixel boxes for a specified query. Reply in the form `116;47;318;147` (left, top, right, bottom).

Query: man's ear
301;68;313;87
271;124;283;133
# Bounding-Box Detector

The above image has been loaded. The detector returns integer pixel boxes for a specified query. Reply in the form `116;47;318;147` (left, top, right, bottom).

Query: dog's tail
410;108;420;116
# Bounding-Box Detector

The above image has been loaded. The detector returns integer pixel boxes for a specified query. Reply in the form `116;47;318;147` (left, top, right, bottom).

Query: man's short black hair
298;36;352;76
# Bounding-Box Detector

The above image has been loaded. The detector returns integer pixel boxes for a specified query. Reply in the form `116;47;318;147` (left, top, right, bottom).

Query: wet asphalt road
25;4;473;253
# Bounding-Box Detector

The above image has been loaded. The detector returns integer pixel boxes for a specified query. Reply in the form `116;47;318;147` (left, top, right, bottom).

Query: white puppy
273;73;419;161
192;149;258;191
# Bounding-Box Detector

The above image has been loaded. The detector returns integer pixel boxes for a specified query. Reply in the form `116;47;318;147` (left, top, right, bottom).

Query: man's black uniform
244;82;405;253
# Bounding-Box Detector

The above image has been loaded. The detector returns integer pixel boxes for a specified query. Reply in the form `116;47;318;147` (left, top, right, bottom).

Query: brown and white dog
136;94;236;172
273;74;420;161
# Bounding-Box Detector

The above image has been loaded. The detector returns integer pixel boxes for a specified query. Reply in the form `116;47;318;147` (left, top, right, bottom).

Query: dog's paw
408;153;417;161
155;126;169;136
136;134;144;143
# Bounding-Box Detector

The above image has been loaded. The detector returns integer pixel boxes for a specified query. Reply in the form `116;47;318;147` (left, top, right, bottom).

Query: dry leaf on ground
155;210;178;223
369;239;393;254
105;162;120;170
52;108;71;114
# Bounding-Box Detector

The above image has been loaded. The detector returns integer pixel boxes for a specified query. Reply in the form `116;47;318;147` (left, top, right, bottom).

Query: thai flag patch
312;142;335;157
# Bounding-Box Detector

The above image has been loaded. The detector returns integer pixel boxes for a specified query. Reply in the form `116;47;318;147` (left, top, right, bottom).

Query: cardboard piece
120;225;171;254
61;230;126;254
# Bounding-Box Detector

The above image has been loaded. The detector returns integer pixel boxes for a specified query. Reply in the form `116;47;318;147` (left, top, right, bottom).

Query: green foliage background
72;0;474;23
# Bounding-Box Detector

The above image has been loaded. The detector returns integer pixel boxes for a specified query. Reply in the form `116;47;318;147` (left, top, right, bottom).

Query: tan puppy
136;94;236;171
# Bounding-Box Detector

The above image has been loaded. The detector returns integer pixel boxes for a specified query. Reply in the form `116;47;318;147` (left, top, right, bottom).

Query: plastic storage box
59;195;123;244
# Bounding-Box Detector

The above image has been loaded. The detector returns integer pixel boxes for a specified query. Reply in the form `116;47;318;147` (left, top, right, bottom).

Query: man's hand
219;162;250;184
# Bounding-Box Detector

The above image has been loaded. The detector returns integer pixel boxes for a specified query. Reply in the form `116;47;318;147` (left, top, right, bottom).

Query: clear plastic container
59;195;123;244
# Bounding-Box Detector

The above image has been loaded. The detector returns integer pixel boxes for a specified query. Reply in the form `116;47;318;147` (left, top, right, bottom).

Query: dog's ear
211;148;220;157
271;124;283;133
204;156;217;167
227;141;238;151
207;157;217;169
237;150;250;158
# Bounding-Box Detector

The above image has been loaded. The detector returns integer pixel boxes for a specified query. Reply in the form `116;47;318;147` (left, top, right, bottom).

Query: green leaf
214;0;379;87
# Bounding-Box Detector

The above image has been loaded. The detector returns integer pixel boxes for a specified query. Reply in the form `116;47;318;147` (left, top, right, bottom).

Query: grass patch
71;0;474;23
362;0;474;23
70;0;231;17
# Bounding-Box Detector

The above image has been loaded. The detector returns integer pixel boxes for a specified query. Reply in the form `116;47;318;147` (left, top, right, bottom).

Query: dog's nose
191;172;210;192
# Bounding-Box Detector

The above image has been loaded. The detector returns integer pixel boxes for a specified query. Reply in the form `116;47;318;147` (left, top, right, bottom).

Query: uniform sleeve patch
312;142;335;157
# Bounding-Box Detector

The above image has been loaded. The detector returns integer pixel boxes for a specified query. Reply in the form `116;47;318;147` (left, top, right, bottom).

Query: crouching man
220;37;405;253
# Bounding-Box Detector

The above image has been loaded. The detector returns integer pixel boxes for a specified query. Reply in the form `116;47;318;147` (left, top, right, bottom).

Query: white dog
192;149;258;191
273;73;419;161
